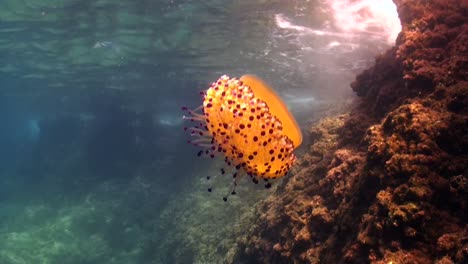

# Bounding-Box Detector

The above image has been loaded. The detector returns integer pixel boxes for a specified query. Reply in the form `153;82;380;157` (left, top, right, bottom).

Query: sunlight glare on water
276;0;401;44
326;0;401;44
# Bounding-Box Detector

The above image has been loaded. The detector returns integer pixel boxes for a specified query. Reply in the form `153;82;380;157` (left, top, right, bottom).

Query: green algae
154;161;272;264
0;191;150;264
0;158;269;264
0;204;109;264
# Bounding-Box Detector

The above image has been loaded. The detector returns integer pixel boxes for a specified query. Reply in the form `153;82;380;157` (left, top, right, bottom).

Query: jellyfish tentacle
182;105;205;122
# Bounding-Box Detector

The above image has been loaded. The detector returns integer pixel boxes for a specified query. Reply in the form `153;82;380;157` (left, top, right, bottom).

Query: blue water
0;0;392;263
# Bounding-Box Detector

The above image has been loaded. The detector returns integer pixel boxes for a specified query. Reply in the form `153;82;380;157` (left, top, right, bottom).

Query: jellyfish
182;75;302;200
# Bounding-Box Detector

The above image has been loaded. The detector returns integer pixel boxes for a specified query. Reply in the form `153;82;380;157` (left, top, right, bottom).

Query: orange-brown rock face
230;0;467;263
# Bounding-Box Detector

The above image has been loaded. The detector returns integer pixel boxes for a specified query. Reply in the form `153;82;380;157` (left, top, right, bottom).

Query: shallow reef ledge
229;0;467;263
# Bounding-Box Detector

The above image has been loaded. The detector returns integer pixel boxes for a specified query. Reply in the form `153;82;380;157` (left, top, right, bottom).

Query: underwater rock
230;0;467;263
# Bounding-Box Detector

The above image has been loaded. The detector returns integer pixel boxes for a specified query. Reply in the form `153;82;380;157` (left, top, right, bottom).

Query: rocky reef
231;0;467;263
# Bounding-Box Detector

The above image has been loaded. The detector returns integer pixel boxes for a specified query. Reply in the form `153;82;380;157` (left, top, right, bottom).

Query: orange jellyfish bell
182;75;302;198
239;74;302;148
